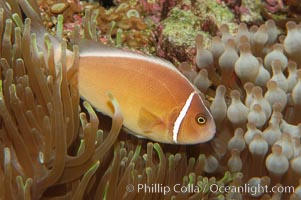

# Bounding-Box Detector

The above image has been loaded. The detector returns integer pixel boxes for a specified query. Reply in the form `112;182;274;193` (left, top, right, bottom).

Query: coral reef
38;0;162;53
239;0;262;23
38;0;82;26
159;0;236;64
0;0;301;199
159;7;203;63
36;0;158;53
261;0;301;28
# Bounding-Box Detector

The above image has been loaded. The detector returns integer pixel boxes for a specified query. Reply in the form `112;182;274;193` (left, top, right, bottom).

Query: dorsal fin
78;38;183;73
77;38;119;54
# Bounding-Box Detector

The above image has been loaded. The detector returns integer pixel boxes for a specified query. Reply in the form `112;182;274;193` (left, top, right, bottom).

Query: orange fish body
78;47;216;144
14;0;216;144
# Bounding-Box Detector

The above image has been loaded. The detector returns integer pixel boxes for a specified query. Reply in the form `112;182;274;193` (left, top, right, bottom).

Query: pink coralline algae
264;0;286;13
217;0;250;18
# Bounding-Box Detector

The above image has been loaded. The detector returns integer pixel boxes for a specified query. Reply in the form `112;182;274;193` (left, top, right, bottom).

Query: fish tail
21;0;61;48
0;0;22;19
17;0;43;25
1;0;61;52
2;0;68;68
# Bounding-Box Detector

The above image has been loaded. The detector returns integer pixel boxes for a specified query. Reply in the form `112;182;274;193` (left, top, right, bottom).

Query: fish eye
195;114;206;125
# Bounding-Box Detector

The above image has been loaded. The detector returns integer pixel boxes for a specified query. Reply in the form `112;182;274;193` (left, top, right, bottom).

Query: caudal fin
0;0;61;51
18;0;61;50
0;0;22;19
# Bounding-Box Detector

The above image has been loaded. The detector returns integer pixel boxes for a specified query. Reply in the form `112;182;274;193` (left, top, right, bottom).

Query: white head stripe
172;91;196;143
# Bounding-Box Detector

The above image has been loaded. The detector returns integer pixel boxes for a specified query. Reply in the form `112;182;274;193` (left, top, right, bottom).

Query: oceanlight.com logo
125;183;295;196
209;183;295;196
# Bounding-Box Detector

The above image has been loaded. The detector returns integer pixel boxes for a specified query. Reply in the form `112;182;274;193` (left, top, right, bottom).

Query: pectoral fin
138;108;165;133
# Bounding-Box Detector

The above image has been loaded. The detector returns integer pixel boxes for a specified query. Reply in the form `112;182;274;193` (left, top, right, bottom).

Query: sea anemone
0;3;123;199
182;17;301;199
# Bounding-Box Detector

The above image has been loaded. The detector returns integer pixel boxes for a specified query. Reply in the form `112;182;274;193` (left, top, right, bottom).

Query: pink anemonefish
13;0;216;144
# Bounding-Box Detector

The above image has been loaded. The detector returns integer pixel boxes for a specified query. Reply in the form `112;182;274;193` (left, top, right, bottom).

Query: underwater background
0;0;301;199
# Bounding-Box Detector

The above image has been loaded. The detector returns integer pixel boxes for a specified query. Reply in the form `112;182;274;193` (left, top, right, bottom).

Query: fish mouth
181;128;216;145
